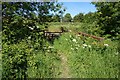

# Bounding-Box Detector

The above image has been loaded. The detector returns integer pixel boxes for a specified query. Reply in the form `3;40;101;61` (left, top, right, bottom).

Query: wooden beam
78;32;104;41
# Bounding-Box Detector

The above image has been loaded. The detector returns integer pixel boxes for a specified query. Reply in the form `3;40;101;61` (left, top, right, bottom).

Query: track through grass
58;52;71;78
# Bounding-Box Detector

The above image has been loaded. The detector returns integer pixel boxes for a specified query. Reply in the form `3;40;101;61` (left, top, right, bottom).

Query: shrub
2;39;61;78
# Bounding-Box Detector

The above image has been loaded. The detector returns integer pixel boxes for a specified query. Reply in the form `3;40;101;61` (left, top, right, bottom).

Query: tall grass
54;32;119;78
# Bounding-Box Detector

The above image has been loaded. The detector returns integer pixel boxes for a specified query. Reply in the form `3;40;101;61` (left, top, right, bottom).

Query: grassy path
58;52;71;78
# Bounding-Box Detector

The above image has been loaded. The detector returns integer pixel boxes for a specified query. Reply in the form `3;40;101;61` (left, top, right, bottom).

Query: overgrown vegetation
1;1;120;79
2;40;61;78
92;2;120;39
54;32;119;78
2;2;65;78
0;31;2;79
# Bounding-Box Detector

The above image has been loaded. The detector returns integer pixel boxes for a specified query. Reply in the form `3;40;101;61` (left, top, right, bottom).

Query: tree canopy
63;13;72;22
52;14;61;22
73;13;84;22
2;2;65;43
83;12;97;23
92;2;120;39
2;2;65;78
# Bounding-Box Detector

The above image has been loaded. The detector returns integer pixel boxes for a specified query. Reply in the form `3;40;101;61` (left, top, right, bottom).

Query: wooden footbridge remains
43;28;104;41
44;31;63;40
77;32;104;41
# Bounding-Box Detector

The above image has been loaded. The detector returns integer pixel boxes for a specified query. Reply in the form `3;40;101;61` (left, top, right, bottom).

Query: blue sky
62;2;97;17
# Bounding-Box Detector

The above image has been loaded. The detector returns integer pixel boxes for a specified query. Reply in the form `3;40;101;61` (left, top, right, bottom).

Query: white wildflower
28;36;31;39
29;27;34;30
47;50;50;52
69;30;72;32
82;46;85;48
36;25;39;28
76;47;78;50
43;47;47;49
65;39;68;41
69;35;72;38
83;44;87;47
115;52;119;55
35;50;38;51
77;35;80;37
104;44;109;47
71;48;74;50
72;39;76;42
88;45;91;48
48;46;54;48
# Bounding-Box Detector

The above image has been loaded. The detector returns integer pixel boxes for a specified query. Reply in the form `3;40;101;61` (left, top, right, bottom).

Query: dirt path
58;52;71;78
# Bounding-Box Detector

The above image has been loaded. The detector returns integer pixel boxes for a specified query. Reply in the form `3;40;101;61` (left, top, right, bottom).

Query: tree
83;12;97;23
2;2;65;43
63;13;72;22
2;2;65;78
73;13;84;22
92;2;120;39
52;15;60;22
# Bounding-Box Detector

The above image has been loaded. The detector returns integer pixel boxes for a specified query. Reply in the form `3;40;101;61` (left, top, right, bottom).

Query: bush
2;39;61;78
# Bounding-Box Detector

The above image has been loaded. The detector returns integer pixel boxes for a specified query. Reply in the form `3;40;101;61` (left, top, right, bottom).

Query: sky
62;2;97;18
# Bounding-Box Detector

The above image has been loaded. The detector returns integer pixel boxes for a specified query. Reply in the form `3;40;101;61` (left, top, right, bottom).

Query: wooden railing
78;32;104;41
43;30;104;41
43;31;63;40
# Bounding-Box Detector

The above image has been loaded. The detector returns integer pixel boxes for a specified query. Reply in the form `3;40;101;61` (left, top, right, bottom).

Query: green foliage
2;41;29;78
2;1;120;78
2;2;65;43
2;39;61;78
92;2;120;39
2;2;64;79
52;15;61;22
83;12;97;23
73;12;97;23
63;13;72;22
0;31;2;79
48;22;101;36
73;13;84;22
54;32;118;78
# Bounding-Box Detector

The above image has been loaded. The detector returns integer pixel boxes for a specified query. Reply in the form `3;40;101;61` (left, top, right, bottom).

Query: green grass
48;22;84;32
2;22;119;78
54;32;119;78
27;50;61;78
49;22;119;78
48;22;100;36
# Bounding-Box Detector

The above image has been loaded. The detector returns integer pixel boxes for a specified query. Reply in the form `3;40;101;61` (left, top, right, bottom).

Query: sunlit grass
54;32;119;78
